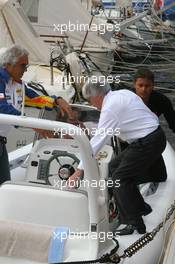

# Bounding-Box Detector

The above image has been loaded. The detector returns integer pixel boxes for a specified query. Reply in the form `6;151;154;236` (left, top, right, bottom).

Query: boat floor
0;143;175;264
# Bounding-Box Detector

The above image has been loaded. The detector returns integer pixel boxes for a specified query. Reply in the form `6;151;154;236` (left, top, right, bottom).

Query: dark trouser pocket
0;143;11;184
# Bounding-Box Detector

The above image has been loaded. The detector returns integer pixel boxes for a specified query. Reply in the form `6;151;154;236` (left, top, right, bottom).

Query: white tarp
20;0;39;18
27;0;114;50
0;0;50;64
80;0;92;10
0;0;8;8
0;0;13;48
116;0;132;8
159;223;175;264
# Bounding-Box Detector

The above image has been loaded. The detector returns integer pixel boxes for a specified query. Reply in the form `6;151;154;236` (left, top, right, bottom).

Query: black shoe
114;218;146;236
141;203;152;216
109;217;121;233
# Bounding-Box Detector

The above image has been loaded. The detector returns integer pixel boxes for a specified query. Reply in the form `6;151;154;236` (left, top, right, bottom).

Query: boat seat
0;183;89;232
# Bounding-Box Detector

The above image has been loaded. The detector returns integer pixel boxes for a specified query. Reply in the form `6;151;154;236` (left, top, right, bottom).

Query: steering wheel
44;151;80;186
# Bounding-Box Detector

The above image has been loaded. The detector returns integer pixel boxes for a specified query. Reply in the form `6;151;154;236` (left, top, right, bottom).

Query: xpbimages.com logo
53;230;119;243
53;126;120;139
53;21;120;35
54;74;121;86
53;178;121;191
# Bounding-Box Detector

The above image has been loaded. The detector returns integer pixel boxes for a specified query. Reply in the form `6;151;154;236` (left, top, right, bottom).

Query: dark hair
134;68;154;83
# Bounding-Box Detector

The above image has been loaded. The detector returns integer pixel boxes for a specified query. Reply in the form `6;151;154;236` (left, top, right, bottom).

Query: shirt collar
102;90;111;108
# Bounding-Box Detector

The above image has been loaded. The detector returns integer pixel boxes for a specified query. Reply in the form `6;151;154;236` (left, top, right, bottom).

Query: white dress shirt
78;89;159;170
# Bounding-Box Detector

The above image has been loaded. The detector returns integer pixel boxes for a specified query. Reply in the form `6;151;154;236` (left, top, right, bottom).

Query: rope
119;201;175;260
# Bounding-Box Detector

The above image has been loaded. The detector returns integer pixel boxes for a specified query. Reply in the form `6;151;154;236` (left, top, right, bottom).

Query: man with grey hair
68;76;167;236
0;44;74;185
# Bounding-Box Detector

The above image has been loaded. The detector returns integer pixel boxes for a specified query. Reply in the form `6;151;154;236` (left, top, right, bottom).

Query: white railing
0;114;101;225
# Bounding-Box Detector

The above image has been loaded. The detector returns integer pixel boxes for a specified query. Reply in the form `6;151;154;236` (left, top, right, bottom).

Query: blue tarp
164;0;175;16
102;0;116;8
132;1;150;11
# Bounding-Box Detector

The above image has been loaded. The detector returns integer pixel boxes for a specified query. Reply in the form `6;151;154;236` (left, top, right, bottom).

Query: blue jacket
0;67;56;115
0;68;21;115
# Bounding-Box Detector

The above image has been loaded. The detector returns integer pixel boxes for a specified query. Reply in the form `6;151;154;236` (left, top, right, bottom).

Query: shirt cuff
77;161;83;170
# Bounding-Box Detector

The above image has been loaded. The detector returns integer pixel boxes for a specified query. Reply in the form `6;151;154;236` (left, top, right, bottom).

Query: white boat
6;66;75;152
0;0;76;152
19;0;116;73
159;220;175;264
0;0;76;97
0;109;174;263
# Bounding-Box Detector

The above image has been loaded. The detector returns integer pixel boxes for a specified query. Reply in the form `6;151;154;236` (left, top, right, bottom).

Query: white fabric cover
0;220;52;262
159;222;175;264
116;0;132;8
0;0;50;64
0;0;8;8
0;184;89;232
32;0;114;49
20;0;39;18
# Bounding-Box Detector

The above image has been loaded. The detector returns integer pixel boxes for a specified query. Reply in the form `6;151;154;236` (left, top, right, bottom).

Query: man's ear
6;63;12;72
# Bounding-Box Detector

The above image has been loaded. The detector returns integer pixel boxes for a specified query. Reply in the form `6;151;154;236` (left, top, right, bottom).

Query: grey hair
82;75;111;99
0;45;29;67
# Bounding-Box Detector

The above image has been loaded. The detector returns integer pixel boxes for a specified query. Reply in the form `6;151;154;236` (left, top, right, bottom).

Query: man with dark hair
134;68;175;133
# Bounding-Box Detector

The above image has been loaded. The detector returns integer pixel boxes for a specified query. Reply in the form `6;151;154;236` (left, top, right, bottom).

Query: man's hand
67;169;84;188
68;120;89;138
55;98;76;120
33;128;55;138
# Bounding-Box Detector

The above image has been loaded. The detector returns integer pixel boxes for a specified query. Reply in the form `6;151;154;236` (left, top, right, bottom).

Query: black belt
0;136;7;144
131;126;161;144
142;125;161;139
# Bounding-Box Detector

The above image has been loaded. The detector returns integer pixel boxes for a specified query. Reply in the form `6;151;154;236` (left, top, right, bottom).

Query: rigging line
114;50;125;62
80;15;95;53
119;45;175;53
121;50;175;57
158;54;175;64
113;60;175;68
122;40;175;48
87;53;116;64
151;10;175;34
119;78;175;85
121;41;175;49
111;65;175;72
130;67;175;72
120;53;175;60
137;32;159;65
111;65;136;71
113;59;175;66
167;39;175;50
102;6;110;20
131;47;175;53
152;68;175;72
113;56;175;67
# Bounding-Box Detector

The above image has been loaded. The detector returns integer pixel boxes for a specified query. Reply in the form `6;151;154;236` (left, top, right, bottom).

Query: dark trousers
0;142;11;185
109;126;167;225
